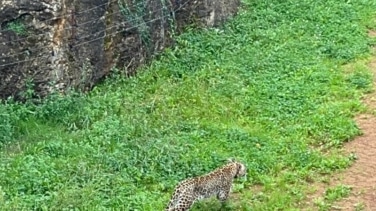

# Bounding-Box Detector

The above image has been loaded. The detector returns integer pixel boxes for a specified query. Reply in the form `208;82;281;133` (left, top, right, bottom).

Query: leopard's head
227;158;247;178
234;162;246;178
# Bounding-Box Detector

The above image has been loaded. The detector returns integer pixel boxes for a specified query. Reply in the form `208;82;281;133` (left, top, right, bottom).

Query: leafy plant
0;103;17;145
118;0;151;47
5;20;27;35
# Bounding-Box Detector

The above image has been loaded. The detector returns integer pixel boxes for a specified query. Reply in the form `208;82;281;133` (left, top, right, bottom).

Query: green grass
1;0;376;210
315;185;352;211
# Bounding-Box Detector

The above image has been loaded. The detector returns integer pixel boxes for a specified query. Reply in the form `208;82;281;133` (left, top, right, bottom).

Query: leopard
165;159;247;211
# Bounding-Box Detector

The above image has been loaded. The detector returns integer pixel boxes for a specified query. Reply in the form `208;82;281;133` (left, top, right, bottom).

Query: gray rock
0;0;240;100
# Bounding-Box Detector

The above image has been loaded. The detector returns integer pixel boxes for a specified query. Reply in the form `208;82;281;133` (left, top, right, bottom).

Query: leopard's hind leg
174;194;195;211
166;188;195;211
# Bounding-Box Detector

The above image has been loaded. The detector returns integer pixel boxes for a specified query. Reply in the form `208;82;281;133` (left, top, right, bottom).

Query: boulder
0;0;240;100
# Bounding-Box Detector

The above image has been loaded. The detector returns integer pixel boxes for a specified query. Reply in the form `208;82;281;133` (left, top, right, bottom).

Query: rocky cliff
0;0;240;100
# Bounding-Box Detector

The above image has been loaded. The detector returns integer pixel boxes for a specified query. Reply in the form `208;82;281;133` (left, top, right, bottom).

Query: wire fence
0;0;119;33
0;5;175;60
0;0;190;68
0;1;176;46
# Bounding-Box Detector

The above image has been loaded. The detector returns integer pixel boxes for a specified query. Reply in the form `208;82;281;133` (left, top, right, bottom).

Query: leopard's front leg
217;185;231;202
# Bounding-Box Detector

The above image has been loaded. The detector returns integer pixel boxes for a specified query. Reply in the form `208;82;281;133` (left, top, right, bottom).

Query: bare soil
329;114;376;210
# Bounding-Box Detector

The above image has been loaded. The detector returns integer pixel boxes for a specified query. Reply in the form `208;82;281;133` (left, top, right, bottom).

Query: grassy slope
1;0;376;210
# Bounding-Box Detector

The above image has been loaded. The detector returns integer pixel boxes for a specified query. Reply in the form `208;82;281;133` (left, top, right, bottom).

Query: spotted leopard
165;159;247;211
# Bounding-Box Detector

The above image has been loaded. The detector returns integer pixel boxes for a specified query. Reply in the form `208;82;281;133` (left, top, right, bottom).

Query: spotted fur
165;159;247;211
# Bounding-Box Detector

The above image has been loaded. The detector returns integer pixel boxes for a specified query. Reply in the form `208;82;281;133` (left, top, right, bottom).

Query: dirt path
318;33;376;210
330;114;376;210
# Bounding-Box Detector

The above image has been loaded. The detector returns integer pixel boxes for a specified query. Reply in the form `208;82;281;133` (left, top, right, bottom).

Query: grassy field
1;0;376;210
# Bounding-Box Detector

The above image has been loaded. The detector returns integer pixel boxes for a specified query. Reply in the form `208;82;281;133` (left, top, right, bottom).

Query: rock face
0;0;240;100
